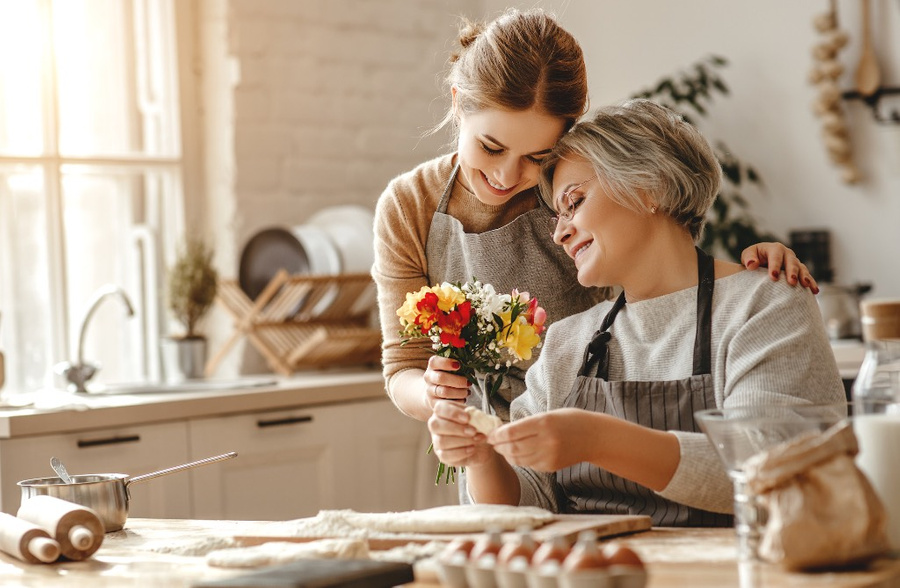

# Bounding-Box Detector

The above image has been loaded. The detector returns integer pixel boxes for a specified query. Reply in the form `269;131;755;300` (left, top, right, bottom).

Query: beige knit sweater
373;154;539;390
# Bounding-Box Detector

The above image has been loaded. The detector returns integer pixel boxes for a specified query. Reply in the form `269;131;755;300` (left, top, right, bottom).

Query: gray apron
425;163;600;422
556;247;732;527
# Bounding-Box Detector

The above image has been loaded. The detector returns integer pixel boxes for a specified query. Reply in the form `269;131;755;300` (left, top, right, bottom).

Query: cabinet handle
256;415;313;428
77;434;141;448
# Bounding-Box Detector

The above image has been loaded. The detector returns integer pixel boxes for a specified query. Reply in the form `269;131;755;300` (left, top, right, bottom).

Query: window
0;0;187;395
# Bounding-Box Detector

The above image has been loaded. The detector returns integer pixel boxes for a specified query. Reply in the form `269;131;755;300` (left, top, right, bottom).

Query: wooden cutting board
234;513;652;550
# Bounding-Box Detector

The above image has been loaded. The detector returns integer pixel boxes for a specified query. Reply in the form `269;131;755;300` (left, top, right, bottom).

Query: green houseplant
161;237;218;381
631;56;782;260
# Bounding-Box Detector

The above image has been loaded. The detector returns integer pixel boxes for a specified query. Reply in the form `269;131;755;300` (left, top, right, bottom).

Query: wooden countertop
2;518;898;587
0;369;385;439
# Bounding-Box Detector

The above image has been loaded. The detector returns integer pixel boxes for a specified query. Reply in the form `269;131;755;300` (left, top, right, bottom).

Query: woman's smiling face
455;105;566;206
550;156;652;288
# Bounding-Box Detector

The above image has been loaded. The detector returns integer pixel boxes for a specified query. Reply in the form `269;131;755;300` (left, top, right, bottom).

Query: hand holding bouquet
397;279;547;483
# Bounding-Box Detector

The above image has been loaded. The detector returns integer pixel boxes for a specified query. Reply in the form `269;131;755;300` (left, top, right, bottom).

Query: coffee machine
790;229;871;340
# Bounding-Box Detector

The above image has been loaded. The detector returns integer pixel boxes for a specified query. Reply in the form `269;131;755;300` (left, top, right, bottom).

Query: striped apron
556;247;732;527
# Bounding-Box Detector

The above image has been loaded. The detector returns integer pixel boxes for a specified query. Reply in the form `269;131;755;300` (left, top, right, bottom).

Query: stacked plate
238;205;375;317
307;205;375;274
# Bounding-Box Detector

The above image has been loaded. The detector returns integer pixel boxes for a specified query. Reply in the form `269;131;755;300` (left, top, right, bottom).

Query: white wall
488;0;899;297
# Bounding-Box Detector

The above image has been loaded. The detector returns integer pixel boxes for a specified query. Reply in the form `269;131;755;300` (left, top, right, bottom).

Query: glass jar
851;299;900;548
852;299;900;408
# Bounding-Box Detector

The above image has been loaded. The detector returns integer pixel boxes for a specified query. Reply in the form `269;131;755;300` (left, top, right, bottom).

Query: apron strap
436;163;460;214
578;247;716;379
693;246;715;376
578;291;626;378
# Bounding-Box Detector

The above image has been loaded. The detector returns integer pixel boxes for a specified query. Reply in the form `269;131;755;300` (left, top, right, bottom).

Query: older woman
426;99;845;526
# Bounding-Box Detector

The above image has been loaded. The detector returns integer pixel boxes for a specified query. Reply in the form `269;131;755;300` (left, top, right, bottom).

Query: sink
86;376;278;395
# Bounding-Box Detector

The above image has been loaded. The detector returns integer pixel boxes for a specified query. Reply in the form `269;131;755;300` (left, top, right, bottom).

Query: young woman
426;100;845;524
374;8;816;427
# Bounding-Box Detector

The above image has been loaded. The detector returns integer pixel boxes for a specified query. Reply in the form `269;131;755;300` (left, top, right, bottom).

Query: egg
531;535;570;568
562;544;608;571
562;530;609;572
497;532;536;569
602;543;645;569
469;530;503;564
440;538;475;564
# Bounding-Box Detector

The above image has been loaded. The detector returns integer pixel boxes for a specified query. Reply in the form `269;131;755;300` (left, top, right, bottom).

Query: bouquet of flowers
397;279;547;483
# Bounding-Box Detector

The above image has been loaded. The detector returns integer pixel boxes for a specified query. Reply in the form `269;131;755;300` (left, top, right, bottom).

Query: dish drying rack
207;270;381;376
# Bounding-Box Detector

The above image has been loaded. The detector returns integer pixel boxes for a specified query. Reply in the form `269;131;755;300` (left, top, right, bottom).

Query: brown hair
438;8;588;133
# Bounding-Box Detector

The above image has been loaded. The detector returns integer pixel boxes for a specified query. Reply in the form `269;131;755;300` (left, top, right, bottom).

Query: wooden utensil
855;0;881;96
0;512;60;564
17;495;104;560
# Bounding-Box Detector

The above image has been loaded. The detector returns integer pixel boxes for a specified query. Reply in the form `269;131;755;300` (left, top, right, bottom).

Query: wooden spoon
855;0;881;96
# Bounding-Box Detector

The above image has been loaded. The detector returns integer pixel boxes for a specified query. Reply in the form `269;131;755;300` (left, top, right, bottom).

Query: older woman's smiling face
550;156;653;288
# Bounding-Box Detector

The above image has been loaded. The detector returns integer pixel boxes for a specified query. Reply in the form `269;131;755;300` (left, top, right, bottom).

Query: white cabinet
0;421;191;518
350;398;457;512
188;397;455;520
189;402;351;521
0;388;457;521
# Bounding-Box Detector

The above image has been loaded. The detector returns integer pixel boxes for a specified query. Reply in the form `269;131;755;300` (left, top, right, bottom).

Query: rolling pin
0;512;60;564
17;496;104;560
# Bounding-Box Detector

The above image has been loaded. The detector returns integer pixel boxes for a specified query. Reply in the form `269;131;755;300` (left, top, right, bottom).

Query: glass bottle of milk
852;299;900;548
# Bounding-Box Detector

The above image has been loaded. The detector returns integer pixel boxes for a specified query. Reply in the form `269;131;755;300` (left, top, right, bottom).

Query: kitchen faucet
55;285;136;393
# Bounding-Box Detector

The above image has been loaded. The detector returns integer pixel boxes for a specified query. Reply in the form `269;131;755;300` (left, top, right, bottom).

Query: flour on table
369;540;447;563
206;538;369;568
465;406;502;435
143;536;239;556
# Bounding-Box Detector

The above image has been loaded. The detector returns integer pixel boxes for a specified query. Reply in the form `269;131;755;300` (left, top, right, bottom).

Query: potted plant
632;56;781;260
161;237;218;382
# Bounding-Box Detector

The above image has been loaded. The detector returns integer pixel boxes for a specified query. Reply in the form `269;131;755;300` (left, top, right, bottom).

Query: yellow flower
504;319;541;361
432;282;466;311
396;286;432;326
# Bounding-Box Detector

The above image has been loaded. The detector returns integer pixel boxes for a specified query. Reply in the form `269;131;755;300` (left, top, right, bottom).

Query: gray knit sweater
512;268;846;514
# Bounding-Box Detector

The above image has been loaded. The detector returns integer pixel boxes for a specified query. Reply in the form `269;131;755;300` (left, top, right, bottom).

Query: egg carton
437;556;646;588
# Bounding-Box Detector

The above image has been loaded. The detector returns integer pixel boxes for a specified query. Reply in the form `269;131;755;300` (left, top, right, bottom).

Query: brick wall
221;0;479;244
198;0;481;373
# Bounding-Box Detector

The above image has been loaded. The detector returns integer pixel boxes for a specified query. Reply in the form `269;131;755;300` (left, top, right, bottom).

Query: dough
465;406;502;435
206;538;369;568
335;504;554;534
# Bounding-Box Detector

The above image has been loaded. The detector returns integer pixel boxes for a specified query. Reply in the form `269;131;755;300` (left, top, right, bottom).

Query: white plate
307;206;375;316
307;206;375;273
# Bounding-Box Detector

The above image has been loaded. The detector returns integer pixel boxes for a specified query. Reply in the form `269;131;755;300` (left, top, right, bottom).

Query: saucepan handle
125;451;237;487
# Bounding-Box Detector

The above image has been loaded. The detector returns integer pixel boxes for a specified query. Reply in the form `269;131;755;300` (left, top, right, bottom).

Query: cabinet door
348;399;457;512
0;421;191;518
189;403;354;521
189;398;457;521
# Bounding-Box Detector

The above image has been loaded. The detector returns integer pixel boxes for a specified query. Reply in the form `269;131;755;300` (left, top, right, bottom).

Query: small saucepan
18;451;237;532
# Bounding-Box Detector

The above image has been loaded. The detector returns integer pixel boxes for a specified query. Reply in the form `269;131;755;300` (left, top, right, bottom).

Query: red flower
436;300;472;348
525;296;547;335
415;291;441;333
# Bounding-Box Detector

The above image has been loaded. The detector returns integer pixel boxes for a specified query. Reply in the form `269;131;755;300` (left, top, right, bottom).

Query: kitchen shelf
208;270;381;376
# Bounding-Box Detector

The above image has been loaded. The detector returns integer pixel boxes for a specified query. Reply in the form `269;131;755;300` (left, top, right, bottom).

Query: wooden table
0;518;897;587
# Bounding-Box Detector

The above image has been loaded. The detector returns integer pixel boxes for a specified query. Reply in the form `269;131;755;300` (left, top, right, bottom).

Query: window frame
0;0;201;394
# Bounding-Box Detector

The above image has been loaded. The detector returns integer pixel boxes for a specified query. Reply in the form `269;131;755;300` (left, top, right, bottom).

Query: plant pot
160;337;207;383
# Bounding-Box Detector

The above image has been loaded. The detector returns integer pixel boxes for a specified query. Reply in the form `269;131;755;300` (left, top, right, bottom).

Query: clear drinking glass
695;403;848;560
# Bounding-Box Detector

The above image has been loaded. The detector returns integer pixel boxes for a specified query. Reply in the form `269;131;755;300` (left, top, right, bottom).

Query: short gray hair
539;99;721;241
